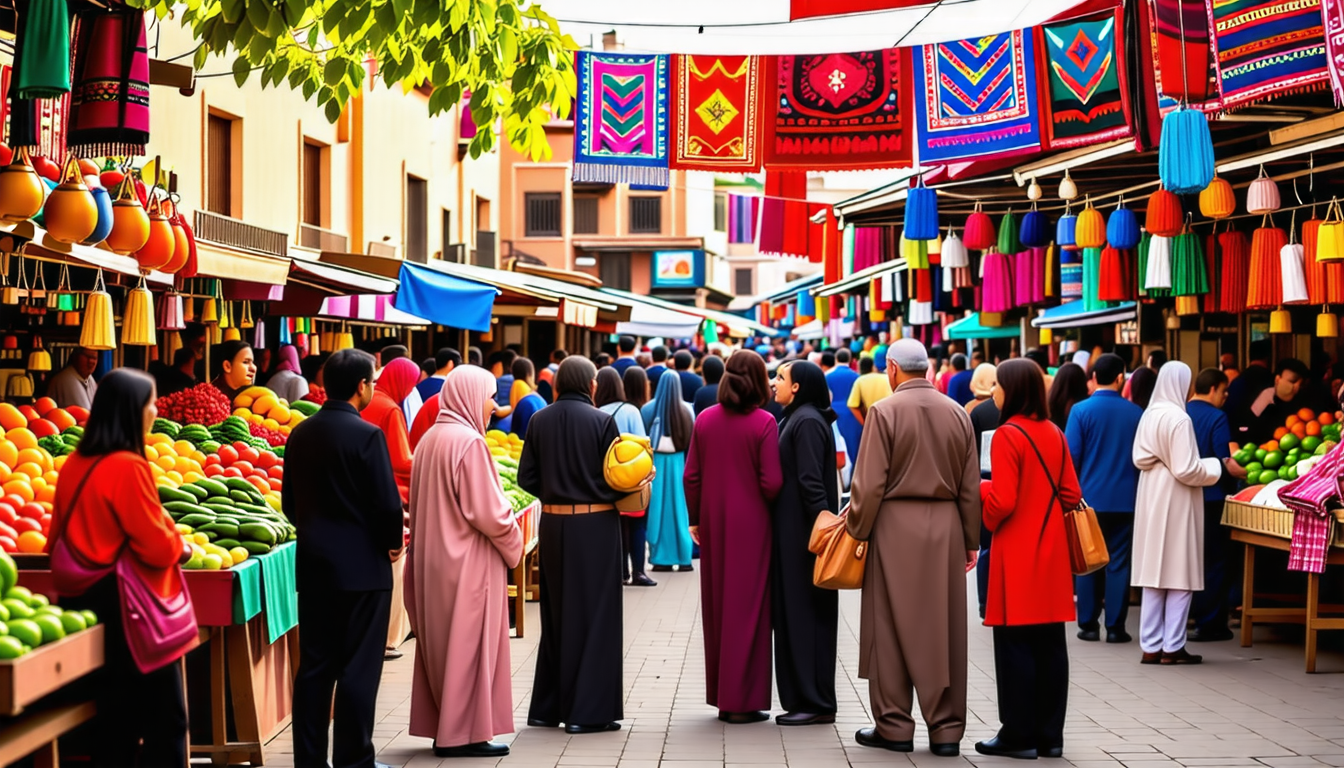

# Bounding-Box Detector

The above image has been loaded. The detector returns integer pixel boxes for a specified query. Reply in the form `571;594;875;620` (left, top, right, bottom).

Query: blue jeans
1075;512;1134;631
977;522;992;619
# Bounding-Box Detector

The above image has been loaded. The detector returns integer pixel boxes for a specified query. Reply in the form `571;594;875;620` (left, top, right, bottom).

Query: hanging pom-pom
963;204;996;250
1098;246;1133;302
980;250;1015;312
997;210;1020;255
940;229;969;268
1076;200;1106;249
1218;231;1250;313
1020;208;1050;248
1199;176;1235;219
1247;225;1288;309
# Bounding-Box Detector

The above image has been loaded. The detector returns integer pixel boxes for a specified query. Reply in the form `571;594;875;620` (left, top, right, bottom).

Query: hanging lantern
980;250;1014;312
0;148;48;223
201;297;218;324
1281;241;1308;304
239;301;254;329
1097;246;1134;302
1247;225;1288;309
927;234;942;256
1107;203;1140;250
1318;309;1339;338
105;176;150;255
1144;235;1174;291
1172;232;1210;296
1038;326;1052;345
320;329;335;351
208;323;222;345
1057;211;1077;250
995;210;1018;255
963;205;996;250
1317;198;1344;262
1027;177;1042;201
219;300;232;329
1199;176;1235;220
26;335;50;372
1270;309;1292;334
122;279;157;346
901;235;929;269
1020;208;1050;248
1218;231;1250;313
161;202;190;274
159;292;185;330
1304;218;1329;303
79;270;116;350
134;195;175;272
904;181;938;241
306;333;320;356
223;327;242;342
1076;200;1106;249
1058;169;1078;200
336;331;355;350
940;230;969;268
253;317;266;349
42;156;98;244
1158;107;1215;194
166;331;182;358
1247;166;1281;214
1146;188;1183;237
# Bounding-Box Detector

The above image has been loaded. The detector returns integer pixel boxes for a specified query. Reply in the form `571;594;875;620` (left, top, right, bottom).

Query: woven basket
1222;500;1344;547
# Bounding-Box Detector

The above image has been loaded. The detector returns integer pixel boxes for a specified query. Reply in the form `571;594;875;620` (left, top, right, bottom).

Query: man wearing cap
847;337;981;757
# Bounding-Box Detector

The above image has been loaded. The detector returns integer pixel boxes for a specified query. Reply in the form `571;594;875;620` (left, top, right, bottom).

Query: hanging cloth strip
1277;444;1344;573
14;0;70;99
67;7;150;157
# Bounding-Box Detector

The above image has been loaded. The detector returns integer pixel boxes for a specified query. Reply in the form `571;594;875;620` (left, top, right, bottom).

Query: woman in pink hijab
267;345;309;404
406;366;523;759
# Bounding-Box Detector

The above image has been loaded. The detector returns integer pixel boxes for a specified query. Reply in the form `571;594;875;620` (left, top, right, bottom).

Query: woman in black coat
770;360;840;725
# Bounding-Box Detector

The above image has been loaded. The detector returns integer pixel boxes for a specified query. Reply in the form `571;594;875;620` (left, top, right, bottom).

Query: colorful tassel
1200;176;1235;219
904;183;939;241
1247;167;1281;214
998;211;1020;255
1082;247;1109;311
1217;231;1250;314
1020;208;1050;248
980;250;1014;312
1098;247;1133;302
1281;242;1308;304
1159;107;1215;194
1247;227;1288;309
1172;233;1209;296
1076;202;1106;249
1146;188;1183;237
941;230;969;268
1057;213;1077;250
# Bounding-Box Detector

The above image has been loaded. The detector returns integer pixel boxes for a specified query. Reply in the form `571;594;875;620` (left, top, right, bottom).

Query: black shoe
679;564;695;572
1140;651;1163;665
718;710;770;724
1076;628;1100;642
650;565;674;572
565;722;622;734
433;741;510;758
975;736;1038;759
1106;630;1132;644
1038;746;1064;758
629;574;658;587
527;718;559;728
1188;627;1234;642
855;727;913;752
777;712;835;726
1161;648;1203;665
931;743;960;757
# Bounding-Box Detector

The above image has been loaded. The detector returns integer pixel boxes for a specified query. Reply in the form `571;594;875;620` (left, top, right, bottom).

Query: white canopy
618;302;705;339
551;0;1101;54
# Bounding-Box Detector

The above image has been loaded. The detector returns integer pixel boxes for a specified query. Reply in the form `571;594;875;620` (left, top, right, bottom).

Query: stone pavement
265;569;1344;768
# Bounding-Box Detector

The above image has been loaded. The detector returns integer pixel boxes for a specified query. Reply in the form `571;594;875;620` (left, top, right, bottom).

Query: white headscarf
1147;361;1192;413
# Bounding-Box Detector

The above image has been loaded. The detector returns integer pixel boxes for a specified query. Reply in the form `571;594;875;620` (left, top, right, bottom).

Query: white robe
1131;363;1222;591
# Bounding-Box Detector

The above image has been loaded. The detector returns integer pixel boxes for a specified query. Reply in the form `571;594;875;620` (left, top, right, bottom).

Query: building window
573;196;599;234
734;268;753;296
525;192;562;237
629;197;662;234
302;141;323;227
406;176;428;263
600;252;631;291
206;114;236;216
714;193;727;232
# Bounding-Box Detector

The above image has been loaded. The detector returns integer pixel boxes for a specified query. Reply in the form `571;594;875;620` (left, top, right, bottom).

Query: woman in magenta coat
684;351;783;724
978;359;1082;760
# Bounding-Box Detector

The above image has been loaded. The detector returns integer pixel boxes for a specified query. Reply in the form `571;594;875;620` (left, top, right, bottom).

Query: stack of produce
156;383;233;426
232;386;316;445
1233;409;1340;484
0;399;87;441
492;456;536;513
158;475;295;569
145;432;208;489
151;417;280;459
0;551;98;659
485;430;522;462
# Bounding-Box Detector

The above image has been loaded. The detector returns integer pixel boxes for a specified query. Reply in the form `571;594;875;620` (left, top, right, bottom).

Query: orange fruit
174;457;194;474
40;471;57;486
1321;412;1336;426
0;462;12;483
28;476;45;493
32;397;56;417
1307;421;1323;437
33;484;54;504
51;455;66;471
1300;408;1317;422
165;470;183;485
0;405;25;433
1286;415;1302;428
1274;427;1289;440
1292;423;1308;439
65;406;88;424
15;449;50;473
2;480;33;503
13;463;42;480
155;455;176;471
1263;440;1281;452
45;409;74;432
5;429;36;452
0;441;16;471
16;530;45;554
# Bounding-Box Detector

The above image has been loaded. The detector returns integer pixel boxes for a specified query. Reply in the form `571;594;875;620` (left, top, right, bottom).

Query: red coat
980;415;1081;627
362;390;413;503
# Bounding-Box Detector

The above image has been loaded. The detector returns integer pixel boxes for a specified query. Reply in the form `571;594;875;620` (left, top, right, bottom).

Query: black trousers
992;623;1069;749
293;588;392;768
64;576;188;768
621;514;648;579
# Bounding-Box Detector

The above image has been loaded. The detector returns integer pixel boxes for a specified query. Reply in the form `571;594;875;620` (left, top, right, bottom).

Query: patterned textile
789;0;928;20
914;29;1042;164
1208;0;1330;110
1278;443;1344;573
573;52;670;186
728;194;760;244
765;48;913;170
1043;12;1133;149
1147;0;1218;102
759;170;810;258
67;9;150;158
671;55;765;172
1323;0;1344;103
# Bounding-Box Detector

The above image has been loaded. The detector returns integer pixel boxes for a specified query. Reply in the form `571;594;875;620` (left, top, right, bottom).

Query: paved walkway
267;569;1344;768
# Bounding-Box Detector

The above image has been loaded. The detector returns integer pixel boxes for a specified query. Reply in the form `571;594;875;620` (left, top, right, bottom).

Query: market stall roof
193;242;291;285
945;313;1021;340
421;260;632;319
728;272;825;311
600;288;785;338
390;262;499;332
551;0;1110;54
1;221;174;285
1031;301;1137;329
792;318;823;340
289;258;399;295
618;302;705;339
320;293;432;326
814;259;907;298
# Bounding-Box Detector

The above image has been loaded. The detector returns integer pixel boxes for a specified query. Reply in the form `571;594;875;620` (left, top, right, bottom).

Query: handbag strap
1004;422;1069;524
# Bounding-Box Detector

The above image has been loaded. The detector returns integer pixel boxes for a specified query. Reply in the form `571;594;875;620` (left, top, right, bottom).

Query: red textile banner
789;0;930;20
760;170;811;258
670;55;767;172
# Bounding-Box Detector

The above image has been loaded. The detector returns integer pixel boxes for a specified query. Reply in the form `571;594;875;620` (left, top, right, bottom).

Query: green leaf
325;98;342;123
287;66;306;89
390;0;410;22
232;56;252;87
323;58;346;86
220;0;244;23
245;0;272;35
193;44;210;71
301;76;318;100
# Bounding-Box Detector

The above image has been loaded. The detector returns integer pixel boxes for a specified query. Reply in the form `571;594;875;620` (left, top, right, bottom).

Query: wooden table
1234;528;1344;672
191;621;300;767
0;625;104;767
509;501;541;639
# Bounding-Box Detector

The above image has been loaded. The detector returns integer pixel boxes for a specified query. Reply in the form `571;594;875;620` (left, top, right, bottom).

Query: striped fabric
1278;445;1344;573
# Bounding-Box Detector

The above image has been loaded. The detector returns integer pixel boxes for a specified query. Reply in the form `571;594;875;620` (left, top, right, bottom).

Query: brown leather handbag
1005;423;1110;576
808;506;867;590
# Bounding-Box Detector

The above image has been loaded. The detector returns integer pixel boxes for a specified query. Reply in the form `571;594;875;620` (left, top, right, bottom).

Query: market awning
792;319;824;340
600;288;785;338
1031;301;1137;329
391;262;499;332
290;259;399;295
2;221;174;285
618;302;705;339
193;242;291;285
320;294;430;326
946;313;1022;340
814;259;907;298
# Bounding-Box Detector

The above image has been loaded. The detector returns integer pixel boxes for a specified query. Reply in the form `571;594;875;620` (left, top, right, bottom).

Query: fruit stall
487;430;541;637
1223;408;1344;673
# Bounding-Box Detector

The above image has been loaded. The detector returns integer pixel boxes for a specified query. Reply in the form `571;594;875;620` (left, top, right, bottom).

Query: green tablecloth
258;542;298;644
230;558;262;624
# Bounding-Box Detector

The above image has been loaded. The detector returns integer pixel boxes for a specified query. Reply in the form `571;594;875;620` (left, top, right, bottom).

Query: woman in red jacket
977;358;1082;761
47;369;193;767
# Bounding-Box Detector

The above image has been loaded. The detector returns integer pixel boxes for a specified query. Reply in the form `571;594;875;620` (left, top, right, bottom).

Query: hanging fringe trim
572;163;670;188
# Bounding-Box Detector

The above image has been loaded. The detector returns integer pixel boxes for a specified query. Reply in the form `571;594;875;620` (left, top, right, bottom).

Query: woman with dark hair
685;351;782;722
211;340;256;401
48;369;193;767
1047;362;1090;431
975;358;1081;760
301;352;329;404
771;360;840;726
595;368;653;587
1129;366;1158;410
623;366;650;409
509;358;547;438
641;373;695;572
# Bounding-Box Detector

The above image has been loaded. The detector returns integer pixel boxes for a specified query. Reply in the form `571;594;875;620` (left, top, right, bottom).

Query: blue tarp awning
1031;301;1137;330
945;313;1020;340
392;262;499;332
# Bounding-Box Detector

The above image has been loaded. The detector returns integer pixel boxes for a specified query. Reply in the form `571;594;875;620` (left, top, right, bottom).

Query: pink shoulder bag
50;454;199;673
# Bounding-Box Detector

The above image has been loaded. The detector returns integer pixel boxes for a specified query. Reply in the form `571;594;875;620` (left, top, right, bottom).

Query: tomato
0;522;16;541
222;467;243;479
204;454;222;467
38;514;50;534
232;461;254;477
267;477;283;492
232;441;249;453
204;464;224;478
254;451;276;469
0;504;16;525
0;145;11;166
247;476;269;495
5;494;28;511
11;517;39;534
17;406;38;423
238;446;260;465
217;446;239;466
0;537;16;553
77;158;100;177
18;503;43;520
266;466;283;481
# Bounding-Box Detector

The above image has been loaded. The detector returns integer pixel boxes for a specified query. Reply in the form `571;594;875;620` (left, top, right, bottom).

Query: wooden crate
0;625;104;717
1222;500;1344;547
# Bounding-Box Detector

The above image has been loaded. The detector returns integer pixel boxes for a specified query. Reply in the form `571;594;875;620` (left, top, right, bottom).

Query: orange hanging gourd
42;156;98;244
1145;188;1183;237
0;147;47;223
1075;200;1106;249
134;195;175;271
105;176;150;255
1199;176;1235;220
161;201;190;274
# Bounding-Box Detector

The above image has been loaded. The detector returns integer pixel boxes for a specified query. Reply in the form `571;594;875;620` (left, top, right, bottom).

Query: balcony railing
299;224;349;253
193;211;288;259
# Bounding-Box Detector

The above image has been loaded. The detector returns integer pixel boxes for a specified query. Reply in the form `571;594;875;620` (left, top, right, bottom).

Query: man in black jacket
520;356;629;734
284;348;404;768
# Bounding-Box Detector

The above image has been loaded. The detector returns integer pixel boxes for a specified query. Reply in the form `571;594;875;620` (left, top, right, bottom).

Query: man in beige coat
847;338;982;757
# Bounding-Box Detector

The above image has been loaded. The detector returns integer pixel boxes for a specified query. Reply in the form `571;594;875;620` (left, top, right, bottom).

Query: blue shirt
599;401;647;437
677;370;704;403
647;364;668;388
494;374;514;407
415;375;446;407
612;357;638;375
1188;399;1234;501
1065;389;1143;513
827;367;862;464
510;392;546;438
947;370;974;407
